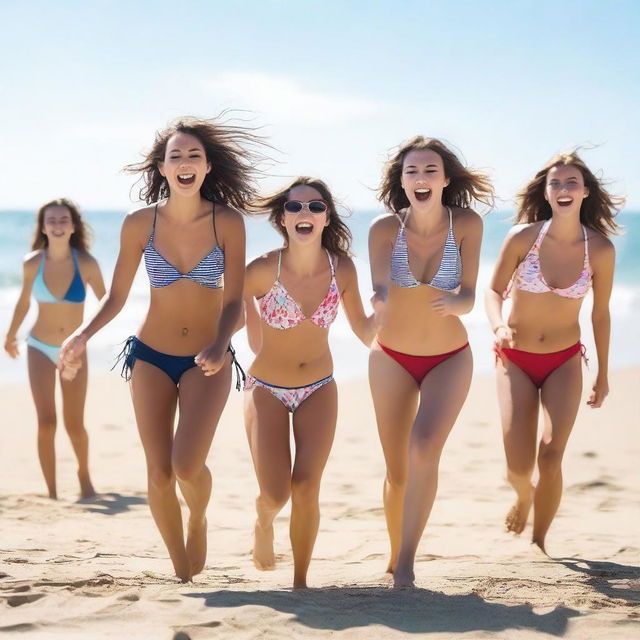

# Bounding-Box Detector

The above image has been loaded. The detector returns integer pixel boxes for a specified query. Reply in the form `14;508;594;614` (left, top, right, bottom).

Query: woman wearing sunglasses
244;177;377;588
369;136;494;588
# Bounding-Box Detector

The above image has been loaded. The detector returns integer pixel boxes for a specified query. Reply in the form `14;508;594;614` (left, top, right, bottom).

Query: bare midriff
506;290;584;352
376;285;468;355
250;323;333;386
31;303;85;346
138;280;224;355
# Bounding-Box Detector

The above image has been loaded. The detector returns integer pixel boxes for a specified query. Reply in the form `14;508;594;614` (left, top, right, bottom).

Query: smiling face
544;164;589;216
280;184;329;246
42;205;75;245
400;148;450;209
159;132;211;196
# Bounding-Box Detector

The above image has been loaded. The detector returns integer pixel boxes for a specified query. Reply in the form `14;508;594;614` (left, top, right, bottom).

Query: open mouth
557;197;573;207
414;188;431;202
177;173;196;186
295;221;314;235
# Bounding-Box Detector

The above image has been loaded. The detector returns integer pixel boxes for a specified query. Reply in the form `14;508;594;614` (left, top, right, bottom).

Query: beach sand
1;368;638;639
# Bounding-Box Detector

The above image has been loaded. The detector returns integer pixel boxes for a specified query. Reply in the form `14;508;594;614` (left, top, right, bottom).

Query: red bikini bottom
378;341;470;385
496;341;586;388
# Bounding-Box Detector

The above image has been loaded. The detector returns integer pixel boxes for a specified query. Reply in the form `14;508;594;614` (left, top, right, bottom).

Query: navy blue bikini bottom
115;336;244;389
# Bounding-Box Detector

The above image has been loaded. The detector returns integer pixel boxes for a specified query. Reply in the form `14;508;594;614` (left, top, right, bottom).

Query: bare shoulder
247;249;279;274
246;249;279;296
23;250;43;271
369;212;399;239
334;254;357;278
74;250;98;266
504;221;542;248
587;231;615;263
123;205;155;234
452;207;483;232
215;203;245;229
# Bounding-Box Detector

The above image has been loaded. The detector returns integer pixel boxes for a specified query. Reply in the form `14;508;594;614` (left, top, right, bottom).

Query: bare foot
293;579;308;590
531;537;549;557
393;567;415;589
78;473;96;500
252;520;275;570
505;487;533;534
186;517;207;577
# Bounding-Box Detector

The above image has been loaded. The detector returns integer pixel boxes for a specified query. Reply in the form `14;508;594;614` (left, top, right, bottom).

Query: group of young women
5;117;621;589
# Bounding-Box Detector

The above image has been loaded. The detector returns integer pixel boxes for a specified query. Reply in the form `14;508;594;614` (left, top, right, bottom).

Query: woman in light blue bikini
59;116;265;582
368;136;493;587
4;198;106;499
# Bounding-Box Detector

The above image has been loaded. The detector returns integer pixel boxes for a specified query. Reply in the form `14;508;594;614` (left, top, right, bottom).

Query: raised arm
59;212;146;376
337;256;378;347
4;254;38;358
586;237;615;408
196;207;246;375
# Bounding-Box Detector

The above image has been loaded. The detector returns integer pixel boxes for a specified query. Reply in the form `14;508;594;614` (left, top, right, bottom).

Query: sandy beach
1;368;639;639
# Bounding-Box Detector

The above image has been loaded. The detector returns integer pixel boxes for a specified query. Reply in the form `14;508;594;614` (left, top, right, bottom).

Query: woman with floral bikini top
485;151;622;554
243;176;377;589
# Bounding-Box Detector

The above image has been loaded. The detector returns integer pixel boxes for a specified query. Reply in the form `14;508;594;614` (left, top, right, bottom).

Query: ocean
1;209;638;383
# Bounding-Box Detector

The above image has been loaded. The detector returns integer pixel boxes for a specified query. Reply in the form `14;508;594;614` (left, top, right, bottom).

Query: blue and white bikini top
390;206;462;291
144;203;224;289
32;248;86;304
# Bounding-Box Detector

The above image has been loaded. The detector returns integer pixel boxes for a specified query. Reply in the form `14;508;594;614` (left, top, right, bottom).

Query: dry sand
1;368;639;639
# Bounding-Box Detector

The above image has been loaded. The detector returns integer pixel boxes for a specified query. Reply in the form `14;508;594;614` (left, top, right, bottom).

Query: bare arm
243;261;263;355
368;215;393;308
587;238;615;408
432;210;483;316
337;256;377;347
485;226;527;348
86;254;107;301
59;213;145;374
4;256;37;358
196;208;246;375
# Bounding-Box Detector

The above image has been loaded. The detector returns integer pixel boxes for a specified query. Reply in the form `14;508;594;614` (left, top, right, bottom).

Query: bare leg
534;353;582;553
129;361;188;580
394;347;472;588
368;348;420;574
173;358;232;577
244;384;291;571
496;357;540;534
59;353;95;498
290;380;338;589
27;346;58;499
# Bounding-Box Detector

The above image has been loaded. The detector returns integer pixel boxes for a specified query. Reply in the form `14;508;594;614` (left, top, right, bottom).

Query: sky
1;0;638;211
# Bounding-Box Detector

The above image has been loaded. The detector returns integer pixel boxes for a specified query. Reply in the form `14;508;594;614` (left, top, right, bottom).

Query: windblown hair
516;151;624;236
31;198;91;251
378;136;494;213
248;176;352;257
124;114;268;209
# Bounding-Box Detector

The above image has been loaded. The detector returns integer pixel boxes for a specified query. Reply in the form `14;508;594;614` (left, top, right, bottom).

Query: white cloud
203;72;383;127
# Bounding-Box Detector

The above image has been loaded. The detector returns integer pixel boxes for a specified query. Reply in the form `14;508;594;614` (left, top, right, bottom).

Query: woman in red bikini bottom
485;151;622;553
368;136;494;588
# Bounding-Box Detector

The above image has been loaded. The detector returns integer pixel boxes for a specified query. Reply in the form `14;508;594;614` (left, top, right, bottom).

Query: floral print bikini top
259;249;340;330
505;219;592;299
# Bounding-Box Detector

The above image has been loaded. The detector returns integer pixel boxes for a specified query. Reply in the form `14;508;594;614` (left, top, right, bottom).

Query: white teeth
415;188;430;194
558;197;572;203
178;173;194;179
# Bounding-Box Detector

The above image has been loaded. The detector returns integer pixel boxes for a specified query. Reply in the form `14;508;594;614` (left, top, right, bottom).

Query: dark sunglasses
283;200;328;215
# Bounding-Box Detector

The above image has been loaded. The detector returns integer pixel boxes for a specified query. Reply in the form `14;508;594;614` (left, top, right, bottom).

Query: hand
58;332;88;381
494;325;516;350
194;343;227;377
430;294;456;317
4;335;19;359
586;376;609;408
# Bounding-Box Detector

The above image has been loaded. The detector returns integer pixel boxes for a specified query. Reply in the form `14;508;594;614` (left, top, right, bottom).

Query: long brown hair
124;114;269;209
31;198;91;251
516;151;624;236
378;136;495;213
248;177;352;257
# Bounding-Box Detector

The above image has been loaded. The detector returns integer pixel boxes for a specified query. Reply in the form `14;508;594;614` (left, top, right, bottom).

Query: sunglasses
283;200;328;215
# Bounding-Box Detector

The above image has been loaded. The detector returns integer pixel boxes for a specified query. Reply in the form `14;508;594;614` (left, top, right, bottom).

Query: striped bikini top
32;249;86;304
144;204;224;289
505;219;592;299
390;207;462;291
259;249;340;330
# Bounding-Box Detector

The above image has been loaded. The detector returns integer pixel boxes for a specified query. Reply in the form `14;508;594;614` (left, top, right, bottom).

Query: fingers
586;388;606;409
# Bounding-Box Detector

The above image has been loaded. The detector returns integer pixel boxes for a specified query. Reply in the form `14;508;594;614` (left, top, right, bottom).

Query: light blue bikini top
390;206;462;291
32;249;86;304
143;203;224;289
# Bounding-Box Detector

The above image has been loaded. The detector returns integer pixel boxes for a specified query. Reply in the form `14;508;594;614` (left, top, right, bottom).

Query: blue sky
2;0;638;210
